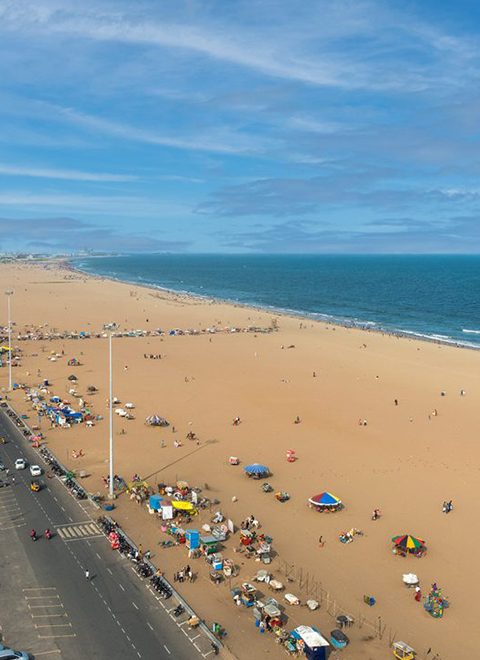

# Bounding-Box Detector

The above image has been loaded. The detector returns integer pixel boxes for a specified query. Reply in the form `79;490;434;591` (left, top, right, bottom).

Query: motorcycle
30;530;38;542
44;529;52;540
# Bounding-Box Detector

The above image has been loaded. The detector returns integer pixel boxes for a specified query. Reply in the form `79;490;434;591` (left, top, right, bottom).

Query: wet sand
1;260;478;660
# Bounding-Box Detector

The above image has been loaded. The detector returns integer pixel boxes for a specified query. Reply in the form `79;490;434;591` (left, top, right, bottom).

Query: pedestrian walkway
56;521;102;541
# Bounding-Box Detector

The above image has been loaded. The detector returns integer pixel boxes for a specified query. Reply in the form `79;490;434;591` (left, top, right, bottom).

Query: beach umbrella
308;492;342;507
392;534;425;551
68;374;78;381
244;463;270;476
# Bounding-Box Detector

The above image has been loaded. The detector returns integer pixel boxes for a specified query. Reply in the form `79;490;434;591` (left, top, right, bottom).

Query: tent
308;492;342;508
145;415;169;427
244;463;270;477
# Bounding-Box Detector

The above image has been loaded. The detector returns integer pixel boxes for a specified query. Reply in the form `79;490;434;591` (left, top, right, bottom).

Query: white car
15;459;26;470
29;465;42;477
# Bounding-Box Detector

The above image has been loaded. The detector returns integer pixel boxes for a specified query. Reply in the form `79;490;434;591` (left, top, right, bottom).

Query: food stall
289;626;331;659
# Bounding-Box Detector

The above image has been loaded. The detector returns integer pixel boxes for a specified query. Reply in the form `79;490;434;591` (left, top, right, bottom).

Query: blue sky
1;0;480;253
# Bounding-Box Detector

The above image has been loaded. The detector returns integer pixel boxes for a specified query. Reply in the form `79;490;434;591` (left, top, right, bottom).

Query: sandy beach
1;260;478;659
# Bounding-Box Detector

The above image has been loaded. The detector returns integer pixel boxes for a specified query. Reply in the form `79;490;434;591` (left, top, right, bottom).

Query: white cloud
46;104;265;155
0;0;456;92
0;190;189;217
0;163;136;182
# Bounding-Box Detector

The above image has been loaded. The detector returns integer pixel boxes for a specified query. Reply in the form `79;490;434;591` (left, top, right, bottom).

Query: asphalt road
0;408;213;659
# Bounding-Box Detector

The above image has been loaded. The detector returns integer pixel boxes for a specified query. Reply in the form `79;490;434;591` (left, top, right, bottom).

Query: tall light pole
109;333;114;500
5;290;13;391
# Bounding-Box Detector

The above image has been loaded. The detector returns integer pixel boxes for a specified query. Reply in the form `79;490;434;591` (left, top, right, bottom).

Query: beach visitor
318;536;325;548
415;585;422;602
394;399;398;406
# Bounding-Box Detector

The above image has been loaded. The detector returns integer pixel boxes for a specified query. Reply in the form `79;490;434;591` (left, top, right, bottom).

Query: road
0;408;215;659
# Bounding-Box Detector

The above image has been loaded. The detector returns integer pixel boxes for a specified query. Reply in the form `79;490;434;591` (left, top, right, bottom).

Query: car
29;465;42;477
14;458;26;470
0;645;29;659
0;463;5;471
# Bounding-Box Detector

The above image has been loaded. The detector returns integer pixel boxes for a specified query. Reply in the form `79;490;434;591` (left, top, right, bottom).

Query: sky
1;0;480;254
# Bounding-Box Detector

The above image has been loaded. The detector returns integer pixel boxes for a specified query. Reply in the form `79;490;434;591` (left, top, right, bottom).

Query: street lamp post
5;290;13;391
109;333;114;500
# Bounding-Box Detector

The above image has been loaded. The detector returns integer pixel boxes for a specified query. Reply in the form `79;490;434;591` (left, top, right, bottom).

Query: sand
1;260;478;660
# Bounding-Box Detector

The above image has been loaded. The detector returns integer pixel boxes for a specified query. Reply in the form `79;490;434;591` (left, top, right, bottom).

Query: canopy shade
244;463;270;475
308;492;342;507
172;500;195;511
392;534;425;550
145;415;169;427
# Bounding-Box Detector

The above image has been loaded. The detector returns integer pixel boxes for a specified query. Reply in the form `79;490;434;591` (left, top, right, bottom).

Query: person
447;500;453;513
85;569;90;580
318;536;325;548
294;416;301;424
394;399;398;406
372;508;381;520
415;586;422;602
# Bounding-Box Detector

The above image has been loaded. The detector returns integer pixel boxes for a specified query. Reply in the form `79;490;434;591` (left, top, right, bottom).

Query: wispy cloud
0;191;189;217
41;103;266;155
1;0;468;92
0;163;136;182
0;216;190;253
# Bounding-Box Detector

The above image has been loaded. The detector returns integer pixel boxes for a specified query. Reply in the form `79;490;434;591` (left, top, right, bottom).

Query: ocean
72;254;480;348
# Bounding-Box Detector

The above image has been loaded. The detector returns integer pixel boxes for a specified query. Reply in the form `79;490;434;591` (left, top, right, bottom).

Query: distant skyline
1;0;480;253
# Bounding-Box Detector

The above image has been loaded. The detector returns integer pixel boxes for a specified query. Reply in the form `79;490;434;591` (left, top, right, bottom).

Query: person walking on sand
318;536;325;548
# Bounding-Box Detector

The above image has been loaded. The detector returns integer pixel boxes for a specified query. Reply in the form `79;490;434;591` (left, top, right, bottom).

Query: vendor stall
289;625;331;659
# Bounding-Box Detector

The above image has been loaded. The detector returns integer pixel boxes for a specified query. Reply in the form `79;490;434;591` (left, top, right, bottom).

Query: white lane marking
107;567;113;575
132;601;139;610
147;621;154;631
119;584;126;592
163;644;171;655
33;651;62;656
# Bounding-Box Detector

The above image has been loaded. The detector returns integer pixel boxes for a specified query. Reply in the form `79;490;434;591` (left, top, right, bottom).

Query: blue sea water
72;254;480;348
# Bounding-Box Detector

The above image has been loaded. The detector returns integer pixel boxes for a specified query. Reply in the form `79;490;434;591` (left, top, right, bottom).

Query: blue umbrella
244;463;270;476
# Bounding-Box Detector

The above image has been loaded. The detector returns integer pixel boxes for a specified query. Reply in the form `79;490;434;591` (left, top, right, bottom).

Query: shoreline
68;258;480;352
2;258;478;659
